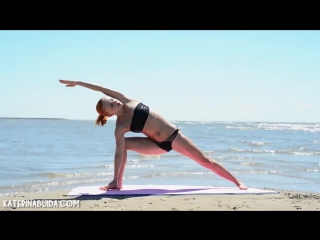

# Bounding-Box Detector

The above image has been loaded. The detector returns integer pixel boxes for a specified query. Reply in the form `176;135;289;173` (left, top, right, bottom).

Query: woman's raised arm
59;79;132;103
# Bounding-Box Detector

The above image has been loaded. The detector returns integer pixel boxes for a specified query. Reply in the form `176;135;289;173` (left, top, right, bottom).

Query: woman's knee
192;153;216;167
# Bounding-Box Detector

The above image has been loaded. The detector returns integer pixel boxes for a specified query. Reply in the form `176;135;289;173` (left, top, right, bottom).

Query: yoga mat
67;185;278;196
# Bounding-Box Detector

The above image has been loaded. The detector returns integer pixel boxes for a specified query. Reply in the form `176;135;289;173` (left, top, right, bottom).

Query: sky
0;30;319;122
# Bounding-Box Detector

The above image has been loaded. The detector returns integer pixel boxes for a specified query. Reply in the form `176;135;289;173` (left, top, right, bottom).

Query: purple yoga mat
67;185;278;196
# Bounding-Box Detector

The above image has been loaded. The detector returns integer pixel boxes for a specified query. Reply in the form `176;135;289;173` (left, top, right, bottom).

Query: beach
1;188;320;211
2;31;320;211
1;120;319;211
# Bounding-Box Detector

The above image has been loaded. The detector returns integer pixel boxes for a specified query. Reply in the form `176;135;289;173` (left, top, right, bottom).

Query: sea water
0;119;319;195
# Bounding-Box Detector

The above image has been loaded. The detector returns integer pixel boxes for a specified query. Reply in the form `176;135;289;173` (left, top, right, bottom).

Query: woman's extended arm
59;79;132;103
112;129;126;183
99;126;127;191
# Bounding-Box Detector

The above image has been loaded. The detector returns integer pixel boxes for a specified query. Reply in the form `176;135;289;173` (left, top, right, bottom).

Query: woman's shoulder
115;115;131;131
123;100;141;115
125;99;141;108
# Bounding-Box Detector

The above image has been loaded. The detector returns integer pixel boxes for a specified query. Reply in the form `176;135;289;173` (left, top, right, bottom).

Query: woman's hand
99;179;122;191
59;79;77;87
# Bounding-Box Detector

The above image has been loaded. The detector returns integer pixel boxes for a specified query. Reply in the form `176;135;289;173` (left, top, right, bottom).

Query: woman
59;79;248;191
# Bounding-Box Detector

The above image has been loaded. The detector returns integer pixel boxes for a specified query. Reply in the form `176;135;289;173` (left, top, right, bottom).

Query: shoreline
1;188;319;211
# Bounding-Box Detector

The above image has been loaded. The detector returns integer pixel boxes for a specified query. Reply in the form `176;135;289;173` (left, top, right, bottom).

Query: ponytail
95;115;107;126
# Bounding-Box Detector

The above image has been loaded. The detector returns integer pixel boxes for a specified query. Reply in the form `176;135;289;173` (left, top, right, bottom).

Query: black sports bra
130;103;149;133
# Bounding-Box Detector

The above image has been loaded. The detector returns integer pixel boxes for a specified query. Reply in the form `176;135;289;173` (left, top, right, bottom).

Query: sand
1;188;320;211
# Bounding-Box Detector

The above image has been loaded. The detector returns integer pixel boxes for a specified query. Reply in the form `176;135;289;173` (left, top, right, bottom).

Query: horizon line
0;117;319;124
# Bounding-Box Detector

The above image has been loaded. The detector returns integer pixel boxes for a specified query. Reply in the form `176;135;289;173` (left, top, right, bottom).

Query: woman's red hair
95;98;108;126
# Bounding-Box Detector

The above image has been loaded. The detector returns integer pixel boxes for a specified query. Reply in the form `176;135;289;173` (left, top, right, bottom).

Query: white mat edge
67;185;279;196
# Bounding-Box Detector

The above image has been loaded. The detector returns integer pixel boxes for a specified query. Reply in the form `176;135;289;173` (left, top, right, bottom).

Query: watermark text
3;200;80;208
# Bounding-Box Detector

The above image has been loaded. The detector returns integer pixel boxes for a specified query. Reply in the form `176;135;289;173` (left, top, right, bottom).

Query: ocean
0;119;319;195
